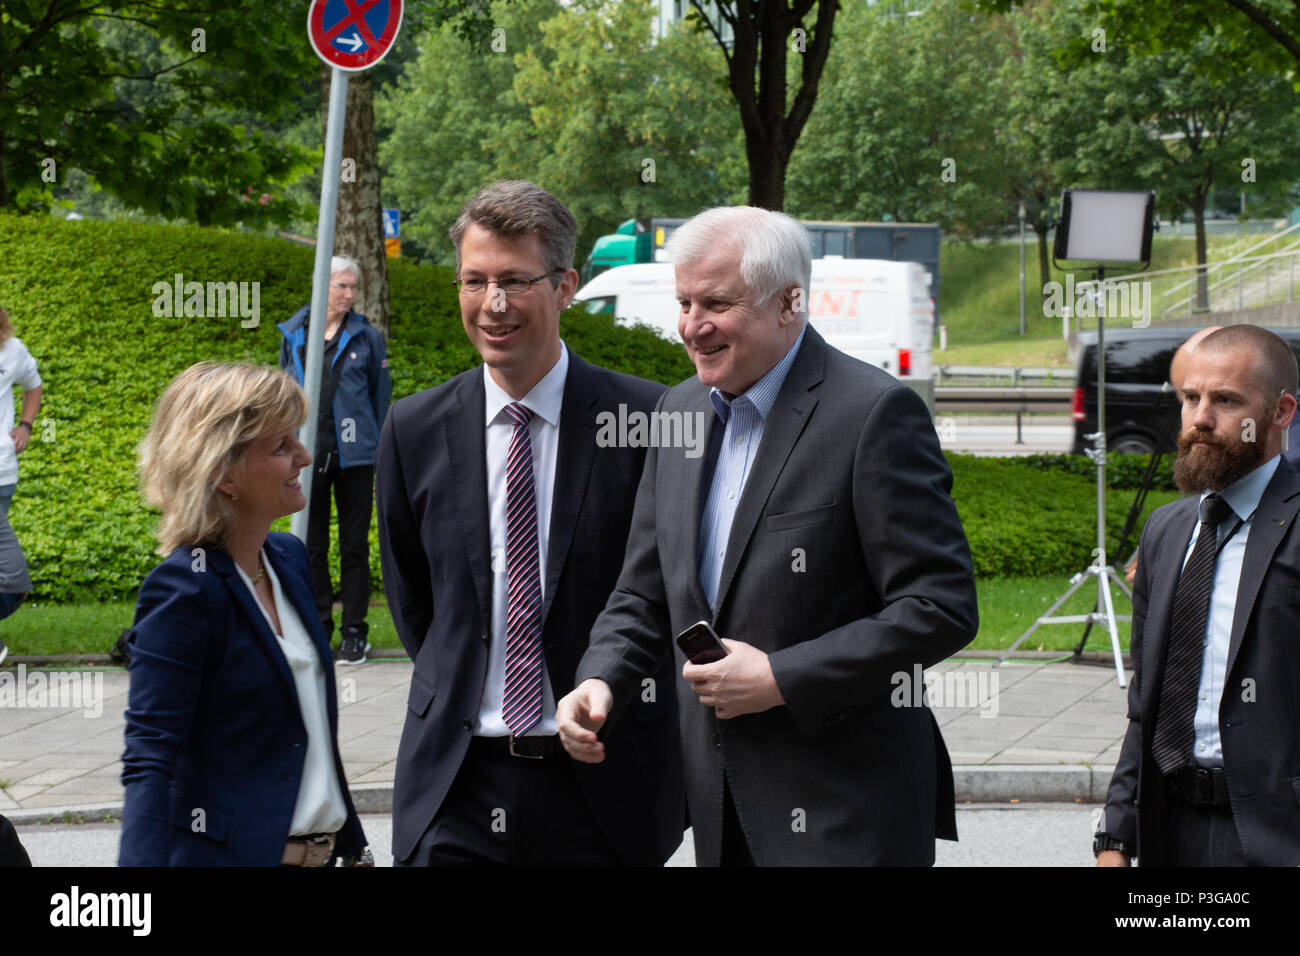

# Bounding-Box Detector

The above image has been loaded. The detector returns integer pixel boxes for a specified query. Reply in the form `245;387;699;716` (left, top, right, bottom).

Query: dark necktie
501;402;543;736
1151;492;1236;774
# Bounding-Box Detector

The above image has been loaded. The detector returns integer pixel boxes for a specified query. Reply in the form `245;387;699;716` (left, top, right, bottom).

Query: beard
1172;425;1267;494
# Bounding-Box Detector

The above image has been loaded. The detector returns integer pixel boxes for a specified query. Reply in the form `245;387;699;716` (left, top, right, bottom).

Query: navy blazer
119;532;367;866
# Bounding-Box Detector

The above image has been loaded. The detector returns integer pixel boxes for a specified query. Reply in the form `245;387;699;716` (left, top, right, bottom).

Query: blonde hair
138;362;308;555
0;305;13;346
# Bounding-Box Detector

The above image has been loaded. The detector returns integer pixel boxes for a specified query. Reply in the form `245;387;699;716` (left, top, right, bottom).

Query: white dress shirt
475;344;569;736
1181;454;1280;768
235;549;348;835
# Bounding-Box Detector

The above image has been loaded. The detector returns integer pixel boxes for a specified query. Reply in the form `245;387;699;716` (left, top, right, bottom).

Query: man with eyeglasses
375;180;684;866
278;255;392;665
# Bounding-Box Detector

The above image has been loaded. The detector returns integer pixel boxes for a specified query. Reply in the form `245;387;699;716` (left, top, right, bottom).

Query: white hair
663;206;812;309
330;255;361;282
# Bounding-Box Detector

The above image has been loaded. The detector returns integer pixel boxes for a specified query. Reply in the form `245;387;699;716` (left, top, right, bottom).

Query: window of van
578;297;616;316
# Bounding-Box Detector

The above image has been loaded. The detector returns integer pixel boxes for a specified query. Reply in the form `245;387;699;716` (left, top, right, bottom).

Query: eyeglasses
330;282;359;292
454;272;558;295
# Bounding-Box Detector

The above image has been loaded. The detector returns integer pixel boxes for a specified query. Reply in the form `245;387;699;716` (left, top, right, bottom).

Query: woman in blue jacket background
120;362;370;866
277;256;392;665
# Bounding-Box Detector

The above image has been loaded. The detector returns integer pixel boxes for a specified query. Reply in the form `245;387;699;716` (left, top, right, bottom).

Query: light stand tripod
997;266;1130;687
994;189;1153;688
1070;393;1179;663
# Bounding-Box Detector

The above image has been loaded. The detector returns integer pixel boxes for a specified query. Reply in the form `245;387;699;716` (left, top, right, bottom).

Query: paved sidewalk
0;656;1130;824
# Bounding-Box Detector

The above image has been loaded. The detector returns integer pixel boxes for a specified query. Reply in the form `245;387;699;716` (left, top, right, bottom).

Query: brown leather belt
281;832;336;867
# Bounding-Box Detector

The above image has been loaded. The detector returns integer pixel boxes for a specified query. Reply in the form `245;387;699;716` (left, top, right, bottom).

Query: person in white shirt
0;306;42;517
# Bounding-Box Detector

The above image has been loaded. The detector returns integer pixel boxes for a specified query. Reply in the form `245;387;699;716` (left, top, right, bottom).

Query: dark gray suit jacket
577;327;979;865
1103;456;1300;865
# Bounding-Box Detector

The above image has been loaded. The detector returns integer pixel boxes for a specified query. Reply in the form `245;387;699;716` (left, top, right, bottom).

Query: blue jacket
278;307;392;468
119;532;368;866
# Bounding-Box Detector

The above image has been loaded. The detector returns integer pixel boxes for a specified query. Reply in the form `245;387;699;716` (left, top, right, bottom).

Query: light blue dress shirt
698;327;807;609
1183;454;1280;767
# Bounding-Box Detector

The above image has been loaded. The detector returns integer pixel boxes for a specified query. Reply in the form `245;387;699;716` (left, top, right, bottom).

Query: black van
1070;326;1300;455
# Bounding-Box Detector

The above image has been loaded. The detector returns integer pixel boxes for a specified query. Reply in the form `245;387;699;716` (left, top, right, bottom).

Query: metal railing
1071;221;1300;330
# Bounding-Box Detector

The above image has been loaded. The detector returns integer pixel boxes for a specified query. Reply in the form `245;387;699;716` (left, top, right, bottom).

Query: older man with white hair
558;206;978;866
278;256;392;664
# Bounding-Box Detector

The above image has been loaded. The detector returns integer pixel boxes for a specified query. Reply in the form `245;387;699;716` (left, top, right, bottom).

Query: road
12;803;1099;867
936;416;1076;456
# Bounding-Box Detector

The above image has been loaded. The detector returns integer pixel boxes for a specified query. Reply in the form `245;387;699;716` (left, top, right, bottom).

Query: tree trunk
1192;196;1208;312
746;133;788;211
321;66;390;338
1034;219;1051;309
703;0;837;214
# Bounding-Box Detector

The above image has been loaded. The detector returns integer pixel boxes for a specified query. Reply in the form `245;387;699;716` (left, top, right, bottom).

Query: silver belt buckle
508;733;544;760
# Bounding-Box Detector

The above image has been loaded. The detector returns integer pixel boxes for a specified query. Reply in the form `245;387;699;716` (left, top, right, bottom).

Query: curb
5;772;1115;827
4;650;1134;667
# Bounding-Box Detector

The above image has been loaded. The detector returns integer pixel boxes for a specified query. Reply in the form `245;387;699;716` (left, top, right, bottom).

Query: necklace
252;552;266;585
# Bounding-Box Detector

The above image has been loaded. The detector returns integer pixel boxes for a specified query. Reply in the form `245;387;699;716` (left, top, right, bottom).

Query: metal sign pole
291;66;350;543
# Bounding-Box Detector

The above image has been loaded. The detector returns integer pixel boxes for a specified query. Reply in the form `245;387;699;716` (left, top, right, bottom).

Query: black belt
1166;765;1231;808
472;734;566;759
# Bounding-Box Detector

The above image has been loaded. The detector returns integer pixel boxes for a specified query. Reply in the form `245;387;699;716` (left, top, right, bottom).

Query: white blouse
234;548;348;837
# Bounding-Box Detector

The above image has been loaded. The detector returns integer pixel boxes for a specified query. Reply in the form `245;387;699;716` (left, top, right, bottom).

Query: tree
1083;24;1300;307
990;1;1118;302
786;0;1017;235
1;1;318;222
380;0;745;264
687;0;840;209
510;0;745;251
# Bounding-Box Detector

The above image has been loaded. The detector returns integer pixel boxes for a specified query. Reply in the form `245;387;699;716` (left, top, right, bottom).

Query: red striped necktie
501;402;544;736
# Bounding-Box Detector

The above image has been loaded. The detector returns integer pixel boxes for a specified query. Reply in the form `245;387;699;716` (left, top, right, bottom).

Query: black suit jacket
376;349;684;864
1104;456;1300;865
577;328;979;865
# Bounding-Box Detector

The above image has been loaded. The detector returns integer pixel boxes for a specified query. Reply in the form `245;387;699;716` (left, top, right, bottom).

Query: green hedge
0;213;693;602
951;454;1181;577
0;213;1186;600
1013;452;1177;492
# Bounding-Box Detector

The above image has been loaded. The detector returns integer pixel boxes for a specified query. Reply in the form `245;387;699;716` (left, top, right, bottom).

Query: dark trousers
1162;779;1248;866
396;738;623;866
306;460;374;638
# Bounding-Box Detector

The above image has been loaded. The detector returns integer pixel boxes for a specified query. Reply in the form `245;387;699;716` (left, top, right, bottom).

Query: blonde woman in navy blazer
120;362;369;867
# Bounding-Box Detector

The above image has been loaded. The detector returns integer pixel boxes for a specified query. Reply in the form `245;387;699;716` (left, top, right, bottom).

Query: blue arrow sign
383;208;400;239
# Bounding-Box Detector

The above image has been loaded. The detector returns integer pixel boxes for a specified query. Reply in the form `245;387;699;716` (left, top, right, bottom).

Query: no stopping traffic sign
307;0;403;72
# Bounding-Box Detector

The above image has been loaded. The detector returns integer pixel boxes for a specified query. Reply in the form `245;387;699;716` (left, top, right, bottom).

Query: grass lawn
3;599;409;659
5;576;1135;658
972;573;1132;656
935;334;1071;370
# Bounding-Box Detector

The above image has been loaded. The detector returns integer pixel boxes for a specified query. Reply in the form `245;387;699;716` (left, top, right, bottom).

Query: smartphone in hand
676;620;729;665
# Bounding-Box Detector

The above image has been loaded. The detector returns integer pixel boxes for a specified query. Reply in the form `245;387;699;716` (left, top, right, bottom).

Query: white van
573;259;936;385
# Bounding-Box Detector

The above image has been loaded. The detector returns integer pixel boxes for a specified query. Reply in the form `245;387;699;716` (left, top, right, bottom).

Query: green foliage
948;454;1182;577
1012;453;1177;492
0;213;692;602
788;0;1015;234
378;0;745;265
2;2;321;223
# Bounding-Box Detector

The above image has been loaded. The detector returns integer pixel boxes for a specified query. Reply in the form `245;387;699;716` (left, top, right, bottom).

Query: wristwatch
1093;832;1128;857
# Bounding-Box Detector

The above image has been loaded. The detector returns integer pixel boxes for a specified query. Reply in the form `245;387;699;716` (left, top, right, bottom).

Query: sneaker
0;636;7;666
338;631;370;666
